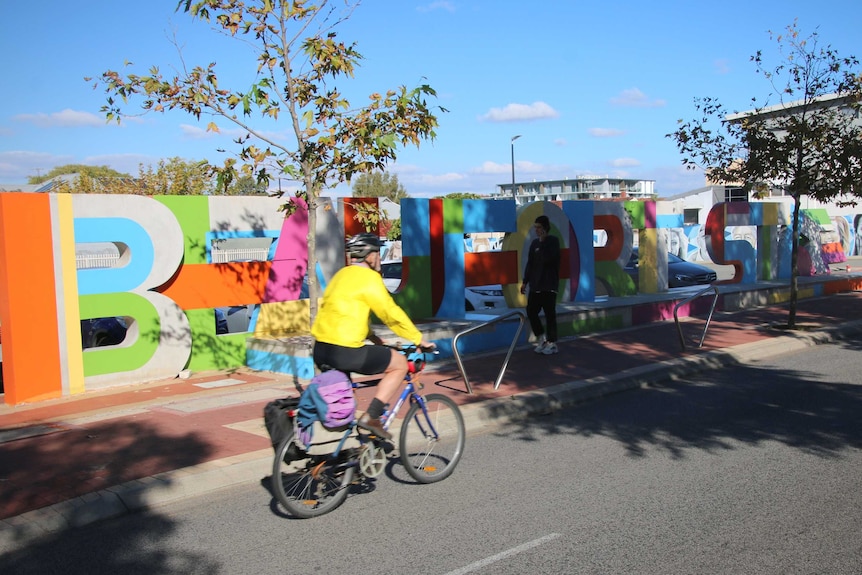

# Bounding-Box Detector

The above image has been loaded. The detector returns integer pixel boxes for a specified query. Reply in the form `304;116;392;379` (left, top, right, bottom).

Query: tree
29;164;130;185
138;157;215;195
93;0;444;318
385;218;401;240
227;174;269;195
438;192;482;200
350;171;406;235
49;158;217;195
351;171;408;204
667;21;862;328
53;172;136;194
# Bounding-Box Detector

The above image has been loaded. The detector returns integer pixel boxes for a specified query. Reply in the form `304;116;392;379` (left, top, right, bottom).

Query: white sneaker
533;338;547;354
542;342;559;355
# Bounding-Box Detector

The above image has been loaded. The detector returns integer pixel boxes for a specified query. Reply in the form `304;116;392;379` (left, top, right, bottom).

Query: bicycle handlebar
387;343;438;374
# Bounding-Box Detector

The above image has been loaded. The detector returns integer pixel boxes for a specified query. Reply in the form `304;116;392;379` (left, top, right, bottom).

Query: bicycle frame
324;371;438;463
381;375;416;432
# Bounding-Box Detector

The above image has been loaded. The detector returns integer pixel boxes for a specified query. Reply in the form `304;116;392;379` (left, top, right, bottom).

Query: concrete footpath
3;291;862;552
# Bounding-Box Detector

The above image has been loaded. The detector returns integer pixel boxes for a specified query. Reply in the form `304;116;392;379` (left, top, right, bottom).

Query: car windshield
381;262;402;279
630;248;685;264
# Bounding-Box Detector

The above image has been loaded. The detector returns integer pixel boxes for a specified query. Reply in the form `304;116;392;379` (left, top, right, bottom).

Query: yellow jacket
311;264;422;348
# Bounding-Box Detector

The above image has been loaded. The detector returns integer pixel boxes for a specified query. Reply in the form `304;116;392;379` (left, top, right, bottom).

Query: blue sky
2;1;860;198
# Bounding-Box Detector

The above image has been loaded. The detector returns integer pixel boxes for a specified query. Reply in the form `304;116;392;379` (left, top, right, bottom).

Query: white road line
442;533;562;575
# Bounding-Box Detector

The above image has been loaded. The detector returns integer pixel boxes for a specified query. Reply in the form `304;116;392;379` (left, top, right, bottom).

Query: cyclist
311;233;436;440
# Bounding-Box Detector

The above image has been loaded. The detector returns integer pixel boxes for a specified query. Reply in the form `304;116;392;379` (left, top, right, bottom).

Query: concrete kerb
0;449;276;554
463;319;862;427
4;319;862;553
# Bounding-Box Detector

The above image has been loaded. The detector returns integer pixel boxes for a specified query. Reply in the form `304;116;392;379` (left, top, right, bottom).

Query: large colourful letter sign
704;201;789;283
0;191;839;406
75;194;189;385
594;201;636;297
0;193;305;404
396;197;520;318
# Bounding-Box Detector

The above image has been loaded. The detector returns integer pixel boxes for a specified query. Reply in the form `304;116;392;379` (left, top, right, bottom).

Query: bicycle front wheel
399;393;465;483
271;430;354;518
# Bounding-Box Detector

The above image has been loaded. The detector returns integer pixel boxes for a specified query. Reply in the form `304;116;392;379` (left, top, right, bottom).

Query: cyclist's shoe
533;337;548;354
358;413;392;441
542;342;559;355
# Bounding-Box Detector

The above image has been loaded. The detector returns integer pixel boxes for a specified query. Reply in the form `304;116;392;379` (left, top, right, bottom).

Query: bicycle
271;345;466;518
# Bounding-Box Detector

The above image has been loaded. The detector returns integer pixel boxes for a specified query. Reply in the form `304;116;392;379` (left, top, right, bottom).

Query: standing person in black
520;215;561;354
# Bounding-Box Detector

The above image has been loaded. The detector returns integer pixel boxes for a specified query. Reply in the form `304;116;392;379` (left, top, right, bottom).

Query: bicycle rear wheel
399;393;465;483
271;430;355;518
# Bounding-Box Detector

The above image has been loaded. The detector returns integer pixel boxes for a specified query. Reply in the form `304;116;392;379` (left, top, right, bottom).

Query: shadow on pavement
0;420;214;520
489;338;862;460
0;510;219;575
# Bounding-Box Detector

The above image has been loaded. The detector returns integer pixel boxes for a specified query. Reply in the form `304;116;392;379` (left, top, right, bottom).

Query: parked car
81;317;128;349
216;305;252;334
81;309;240;349
625;248;717;288
465;285;507;311
380;260;403;292
380;260;507;311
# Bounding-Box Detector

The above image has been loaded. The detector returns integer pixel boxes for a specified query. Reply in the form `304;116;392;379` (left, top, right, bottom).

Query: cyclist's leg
372;348;408;407
356;347;405;439
312;342;403;439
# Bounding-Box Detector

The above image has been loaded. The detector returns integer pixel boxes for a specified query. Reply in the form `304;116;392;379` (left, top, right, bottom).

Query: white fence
76;248;271;270
76;253;120;270
210;248;270;263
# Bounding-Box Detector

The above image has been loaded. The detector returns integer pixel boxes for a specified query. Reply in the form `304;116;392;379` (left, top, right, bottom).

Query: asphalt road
3;336;862;575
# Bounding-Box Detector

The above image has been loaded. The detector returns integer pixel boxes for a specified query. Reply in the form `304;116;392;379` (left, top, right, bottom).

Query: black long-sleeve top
522;235;561;292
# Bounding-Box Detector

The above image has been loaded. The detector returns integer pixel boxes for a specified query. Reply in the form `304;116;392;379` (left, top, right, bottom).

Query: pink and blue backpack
295;370;356;446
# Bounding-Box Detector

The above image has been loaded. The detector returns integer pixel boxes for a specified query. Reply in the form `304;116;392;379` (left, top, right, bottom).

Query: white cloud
473;161;511;175
479;101;560;122
0;150;73;182
82;153;160;174
553;138;568;146
387;162;422;175
179;123;252;140
0;150;185;184
647;165;707;197
179;124;214;139
179;123;287;143
609;157;641;168
609;88;666;108
589;128;626;138
14;109;105;128
714;59;731;74
411;172;466;185
514;160;548;174
417;1;456;12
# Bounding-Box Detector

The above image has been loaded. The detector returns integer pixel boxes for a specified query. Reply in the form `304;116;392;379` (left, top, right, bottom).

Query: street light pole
510;134;521;202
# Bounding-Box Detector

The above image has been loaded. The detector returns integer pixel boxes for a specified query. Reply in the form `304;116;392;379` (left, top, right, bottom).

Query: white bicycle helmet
345;233;381;260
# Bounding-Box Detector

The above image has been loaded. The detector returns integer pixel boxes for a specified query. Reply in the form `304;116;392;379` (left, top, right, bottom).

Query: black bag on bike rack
263;396;300;453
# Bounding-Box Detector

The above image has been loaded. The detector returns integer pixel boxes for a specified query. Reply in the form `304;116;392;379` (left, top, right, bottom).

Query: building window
725;187;748;202
683;208;699;225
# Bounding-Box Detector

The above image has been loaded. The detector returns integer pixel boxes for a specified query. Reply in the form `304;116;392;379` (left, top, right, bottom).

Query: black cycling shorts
313;341;392;375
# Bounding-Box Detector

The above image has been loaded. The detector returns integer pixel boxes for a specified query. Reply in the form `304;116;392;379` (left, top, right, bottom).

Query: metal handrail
673;284;721;350
452;310;527;394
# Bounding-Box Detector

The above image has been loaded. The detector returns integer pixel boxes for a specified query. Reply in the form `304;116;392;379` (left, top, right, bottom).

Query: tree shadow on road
0;510;220;575
490;338;862;460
